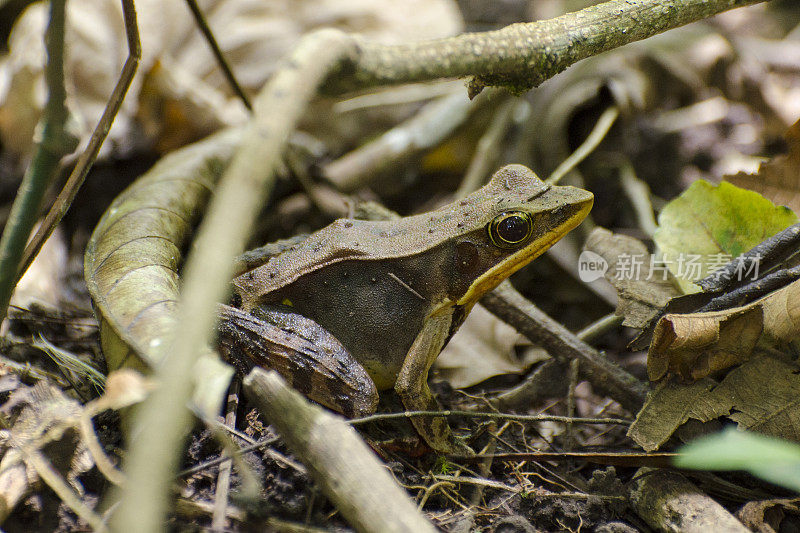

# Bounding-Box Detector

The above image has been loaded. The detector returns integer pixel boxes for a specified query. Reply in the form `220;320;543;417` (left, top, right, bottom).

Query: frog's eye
488;212;534;248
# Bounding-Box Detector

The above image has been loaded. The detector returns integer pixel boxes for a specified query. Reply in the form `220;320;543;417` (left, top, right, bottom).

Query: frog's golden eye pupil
489;212;533;248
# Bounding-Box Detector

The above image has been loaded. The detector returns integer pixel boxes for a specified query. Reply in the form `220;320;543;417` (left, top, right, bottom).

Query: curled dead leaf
648;306;763;381
647;278;800;381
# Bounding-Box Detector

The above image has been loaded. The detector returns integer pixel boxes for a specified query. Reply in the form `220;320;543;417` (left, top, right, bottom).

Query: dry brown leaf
628;377;716;452
727;118;800;215
703;356;800;441
647;306;763;381
629;355;800;451
648;278;800;381
583;227;681;329
435;303;538;388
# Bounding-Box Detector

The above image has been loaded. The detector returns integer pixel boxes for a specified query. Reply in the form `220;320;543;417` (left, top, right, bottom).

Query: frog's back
233;164;549;310
230;164;560;387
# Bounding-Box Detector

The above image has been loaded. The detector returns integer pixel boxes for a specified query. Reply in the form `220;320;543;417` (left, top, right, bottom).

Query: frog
219;164;593;453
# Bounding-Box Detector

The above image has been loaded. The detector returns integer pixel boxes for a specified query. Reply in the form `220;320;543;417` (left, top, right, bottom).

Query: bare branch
326;0;765;96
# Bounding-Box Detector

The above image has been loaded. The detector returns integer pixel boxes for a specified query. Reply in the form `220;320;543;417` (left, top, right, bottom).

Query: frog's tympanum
219;165;593;453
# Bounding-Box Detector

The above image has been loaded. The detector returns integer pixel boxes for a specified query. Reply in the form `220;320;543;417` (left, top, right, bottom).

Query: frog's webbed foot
395;308;473;455
217;304;379;418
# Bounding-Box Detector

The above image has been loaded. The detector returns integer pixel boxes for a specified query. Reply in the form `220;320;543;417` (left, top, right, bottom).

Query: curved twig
18;0;141;287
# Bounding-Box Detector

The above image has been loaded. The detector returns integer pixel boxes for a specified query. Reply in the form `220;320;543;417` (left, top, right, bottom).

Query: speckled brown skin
230;165;593;452
217;304;378;418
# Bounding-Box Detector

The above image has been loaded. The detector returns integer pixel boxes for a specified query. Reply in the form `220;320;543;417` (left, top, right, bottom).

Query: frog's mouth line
456;199;592;308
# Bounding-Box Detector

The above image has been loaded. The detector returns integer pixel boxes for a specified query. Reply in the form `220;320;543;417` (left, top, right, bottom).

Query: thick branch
327;0;765;95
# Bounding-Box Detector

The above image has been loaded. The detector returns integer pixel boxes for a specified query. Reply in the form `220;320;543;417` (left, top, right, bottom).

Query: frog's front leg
217;304;379;418
395;307;472;454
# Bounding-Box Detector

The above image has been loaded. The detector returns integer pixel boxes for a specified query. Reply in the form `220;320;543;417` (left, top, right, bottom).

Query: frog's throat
456;203;591;308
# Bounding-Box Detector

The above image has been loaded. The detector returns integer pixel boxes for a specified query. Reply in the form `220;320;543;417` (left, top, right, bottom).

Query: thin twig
619;161;658;237
482;281;648;413
349;410;630;426
0;0;76;322
697;222;800;292
211;382;239;532
176;436;281;478
184;0;252;111
576;312;624;343
323;89;481;192
17;0;141;285
546;106;619;184
78;412;126;487
565;359;580;452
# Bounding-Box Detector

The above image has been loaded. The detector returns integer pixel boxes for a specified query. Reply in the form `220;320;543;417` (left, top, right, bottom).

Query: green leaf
654;180;798;293
675;427;800;492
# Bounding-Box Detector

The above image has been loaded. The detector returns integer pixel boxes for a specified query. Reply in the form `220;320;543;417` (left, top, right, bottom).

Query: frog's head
445;164;593;307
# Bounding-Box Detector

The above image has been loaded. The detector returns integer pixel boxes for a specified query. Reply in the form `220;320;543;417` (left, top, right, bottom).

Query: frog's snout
573;188;594;217
544;186;593;227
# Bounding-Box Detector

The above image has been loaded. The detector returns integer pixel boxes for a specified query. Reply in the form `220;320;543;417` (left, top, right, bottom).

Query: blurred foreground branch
110;29;358;533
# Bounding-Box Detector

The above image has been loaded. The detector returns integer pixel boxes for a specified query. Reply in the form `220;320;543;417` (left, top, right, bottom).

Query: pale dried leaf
584;227;681;328
627;378;716;452
727;118;800;215
703;356;800;441
435;304;534;388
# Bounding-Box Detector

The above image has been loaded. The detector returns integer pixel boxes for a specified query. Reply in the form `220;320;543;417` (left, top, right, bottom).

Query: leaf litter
4;1;800;531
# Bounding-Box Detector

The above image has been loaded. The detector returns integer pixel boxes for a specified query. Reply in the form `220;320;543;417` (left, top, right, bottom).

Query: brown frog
219;165;593;453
